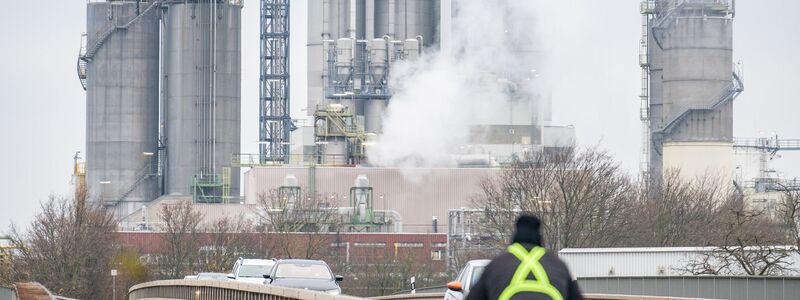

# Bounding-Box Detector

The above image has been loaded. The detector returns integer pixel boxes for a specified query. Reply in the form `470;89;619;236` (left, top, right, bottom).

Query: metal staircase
76;1;161;90
658;66;744;135
314;105;369;164
105;160;157;207
77;34;88;90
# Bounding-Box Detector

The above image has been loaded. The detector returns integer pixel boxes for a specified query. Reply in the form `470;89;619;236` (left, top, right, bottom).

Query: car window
470;266;485;288
274;263;333;280
456;266;467;283
238;265;273;278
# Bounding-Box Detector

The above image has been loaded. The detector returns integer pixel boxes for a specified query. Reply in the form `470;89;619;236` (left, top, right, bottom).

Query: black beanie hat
512;214;543;246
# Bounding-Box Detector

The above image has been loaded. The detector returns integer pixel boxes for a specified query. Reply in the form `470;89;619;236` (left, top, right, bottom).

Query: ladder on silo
639;2;654;180
76;1;162;90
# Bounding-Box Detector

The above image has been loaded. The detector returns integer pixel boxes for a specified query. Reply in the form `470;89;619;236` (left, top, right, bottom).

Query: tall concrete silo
643;0;743;180
163;0;242;201
81;1;161;215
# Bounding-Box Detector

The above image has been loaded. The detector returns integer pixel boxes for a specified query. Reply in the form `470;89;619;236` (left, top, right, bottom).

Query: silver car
230;258;277;284
445;259;490;300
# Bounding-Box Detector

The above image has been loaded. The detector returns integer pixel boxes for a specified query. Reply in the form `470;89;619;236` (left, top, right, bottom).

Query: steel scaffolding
260;0;291;164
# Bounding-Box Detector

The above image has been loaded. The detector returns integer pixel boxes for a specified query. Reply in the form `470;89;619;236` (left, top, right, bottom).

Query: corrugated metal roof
558;247;800;278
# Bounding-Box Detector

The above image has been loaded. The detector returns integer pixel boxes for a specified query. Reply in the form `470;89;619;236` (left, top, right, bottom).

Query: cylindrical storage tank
164;1;242;197
374;0;439;47
403;38;420;60
373;0;393;38
335;38;354;84
660;15;733;142
662;141;734;184
85;1;160;212
330;0;351;39
369;38;388;81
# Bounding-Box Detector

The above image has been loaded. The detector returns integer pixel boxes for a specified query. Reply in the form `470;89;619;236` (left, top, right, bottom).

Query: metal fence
578;276;800;300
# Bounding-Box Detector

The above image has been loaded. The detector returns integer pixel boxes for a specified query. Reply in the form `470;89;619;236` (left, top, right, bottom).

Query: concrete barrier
129;279;362;300
130;280;713;300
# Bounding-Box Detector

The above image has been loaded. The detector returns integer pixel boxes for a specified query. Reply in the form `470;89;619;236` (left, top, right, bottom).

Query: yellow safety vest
498;243;564;300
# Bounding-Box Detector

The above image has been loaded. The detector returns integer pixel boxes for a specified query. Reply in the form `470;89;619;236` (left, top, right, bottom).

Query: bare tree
779;188;800;255
341;248;444;297
627;170;729;247
473;146;635;251
681;197;793;275
156;200;204;279
8;188;116;299
199;215;260;272
342;249;400;297
257;190;341;259
111;248;151;300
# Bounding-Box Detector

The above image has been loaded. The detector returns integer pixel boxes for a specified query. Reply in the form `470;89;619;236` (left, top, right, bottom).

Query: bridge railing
130;280;712;300
129;279;362;300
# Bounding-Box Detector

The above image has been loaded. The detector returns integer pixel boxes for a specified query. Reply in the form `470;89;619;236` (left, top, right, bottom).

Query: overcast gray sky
1;0;798;229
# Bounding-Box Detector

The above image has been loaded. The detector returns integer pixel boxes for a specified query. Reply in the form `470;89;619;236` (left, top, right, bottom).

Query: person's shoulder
484;252;516;269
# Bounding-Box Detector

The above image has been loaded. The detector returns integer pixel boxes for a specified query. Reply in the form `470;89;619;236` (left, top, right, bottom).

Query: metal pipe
349;0;356;38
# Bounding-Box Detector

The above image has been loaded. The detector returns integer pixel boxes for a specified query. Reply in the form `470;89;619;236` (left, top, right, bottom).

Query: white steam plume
368;0;545;168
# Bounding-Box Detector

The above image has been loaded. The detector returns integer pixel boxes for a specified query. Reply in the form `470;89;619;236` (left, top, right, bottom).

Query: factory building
303;0;441;165
79;0;243;218
292;0;573;166
640;0;743;181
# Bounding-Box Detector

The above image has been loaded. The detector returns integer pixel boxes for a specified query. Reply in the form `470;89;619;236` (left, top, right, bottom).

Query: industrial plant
73;0;798;233
77;0;576;228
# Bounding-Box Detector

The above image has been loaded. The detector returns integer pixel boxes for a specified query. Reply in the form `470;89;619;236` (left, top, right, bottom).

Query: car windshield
274;263;332;280
470;266;485;287
238;265;273;278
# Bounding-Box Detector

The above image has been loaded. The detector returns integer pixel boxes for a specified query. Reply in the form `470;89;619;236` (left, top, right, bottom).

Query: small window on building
431;250;444;261
395;242;423;248
431;243;448;248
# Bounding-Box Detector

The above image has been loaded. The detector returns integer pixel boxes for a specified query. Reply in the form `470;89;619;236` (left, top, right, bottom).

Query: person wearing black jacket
465;215;583;300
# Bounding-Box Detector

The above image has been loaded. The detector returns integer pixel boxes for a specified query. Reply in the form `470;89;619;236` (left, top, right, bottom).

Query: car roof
467;259;491;267
197;272;227;276
240;259;276;265
275;259;328;265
